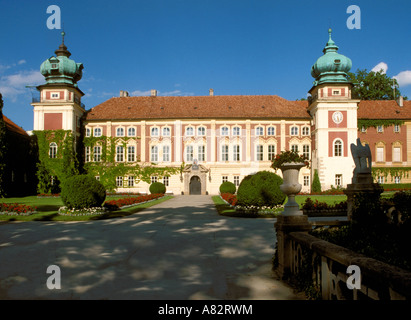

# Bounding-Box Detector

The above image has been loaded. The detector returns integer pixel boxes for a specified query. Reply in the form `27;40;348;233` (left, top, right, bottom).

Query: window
268;145;276;161
151;127;159;137
394;176;401;184
128;176;135;187
162;127;171;137
361;126;367;133
302;127;310;136
94;128;102;137
116;176;123;187
334;140;342;157
86;128;91;137
377;176;385;184
163;176;169;187
335;174;342;187
232;127;241;136
303;176;310;187
85;147;90;162
221;145;229;161
198;145;205;161
376;147;384;162
333;90;340;95
185;127;194;136
303;145;310;159
128;127;136;137
94;146;101;162
51;92;60;99
256;145;263;161
186;145;194;162
394;125;400;133
151;146;158;162
291;144;299;153
116;127;124;137
290;126;298;136
255;126;264;136
49;142;57;159
51;63;58;69
197;127;206;136
221;126;229;136
151;176;158;184
116;146;124;162
377;125;383;133
163;145;170;162
222;176;228;183
233;145;240;161
127;146;135;162
233;176;240;187
393;147;401;162
267;126;275;136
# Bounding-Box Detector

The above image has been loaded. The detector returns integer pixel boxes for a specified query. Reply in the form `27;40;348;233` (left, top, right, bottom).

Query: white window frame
127;146;135;162
255;126;264;136
333;139;343;157
116;127;125;137
128;127;136;137
197;126;206;136
290;126;299;136
267;126;275;136
185;127;194;136
221;145;229;161
256;145;263;161
151;127;159;137
49;142;57;159
94;146;101;162
163;145;170;162
232;126;241;136
268;145;276;161
162;127;171;137
151;145;158;162
186;145;194;162
198;145;205;162
116;146;124;162
221;126;229;136
233;144;240;161
94;128;102;137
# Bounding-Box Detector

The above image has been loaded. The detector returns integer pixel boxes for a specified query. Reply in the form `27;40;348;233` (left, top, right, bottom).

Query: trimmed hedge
237;171;285;207
149;182;166;194
219;181;236;194
61;175;106;209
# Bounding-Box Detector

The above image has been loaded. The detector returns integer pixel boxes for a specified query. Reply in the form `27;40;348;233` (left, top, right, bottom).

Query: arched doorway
189;176;201;195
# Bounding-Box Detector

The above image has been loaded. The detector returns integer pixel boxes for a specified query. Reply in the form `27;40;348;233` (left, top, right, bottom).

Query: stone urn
279;162;306;216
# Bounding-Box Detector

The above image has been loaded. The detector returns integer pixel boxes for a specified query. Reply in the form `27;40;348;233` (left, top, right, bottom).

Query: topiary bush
61;175;106;209
219;181;236;194
149;182;166;194
237;170;285;207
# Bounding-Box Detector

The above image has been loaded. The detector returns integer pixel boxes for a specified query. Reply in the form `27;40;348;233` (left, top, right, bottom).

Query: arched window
255;126;264;136
267;126;275;136
151;127;159;137
221;126;229;136
232;126;241;136
128;127;136;137
94;128;102;137
185;127;194;136
334;139;343;157
49;142;57;159
197;126;206;136
290;126;299;136
116;127;124;137
162;127;171;137
302;126;310;136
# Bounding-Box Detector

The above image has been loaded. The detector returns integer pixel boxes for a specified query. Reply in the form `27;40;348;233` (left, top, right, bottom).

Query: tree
348;69;408;100
311;169;321;193
0;93;7;197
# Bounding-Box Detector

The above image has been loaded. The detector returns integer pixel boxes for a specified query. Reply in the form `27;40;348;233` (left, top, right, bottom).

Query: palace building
31;30;411;195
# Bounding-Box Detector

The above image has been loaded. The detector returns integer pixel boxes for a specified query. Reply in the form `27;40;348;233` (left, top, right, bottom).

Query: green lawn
0;195;173;222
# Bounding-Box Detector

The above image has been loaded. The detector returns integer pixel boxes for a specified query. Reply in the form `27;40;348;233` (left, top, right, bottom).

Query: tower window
49;142;57;159
333;140;343;157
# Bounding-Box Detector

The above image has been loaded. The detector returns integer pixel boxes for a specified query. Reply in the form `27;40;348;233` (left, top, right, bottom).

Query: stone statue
350;138;372;184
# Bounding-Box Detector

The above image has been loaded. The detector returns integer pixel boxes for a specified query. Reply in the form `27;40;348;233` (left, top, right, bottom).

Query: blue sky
1;0;410;131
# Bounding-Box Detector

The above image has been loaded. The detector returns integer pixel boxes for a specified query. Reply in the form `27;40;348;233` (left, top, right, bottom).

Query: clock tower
308;29;360;190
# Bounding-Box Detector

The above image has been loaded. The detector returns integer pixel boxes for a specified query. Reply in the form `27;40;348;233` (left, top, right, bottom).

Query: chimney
209;88;214;96
397;96;404;107
151;89;157;97
120;90;129;97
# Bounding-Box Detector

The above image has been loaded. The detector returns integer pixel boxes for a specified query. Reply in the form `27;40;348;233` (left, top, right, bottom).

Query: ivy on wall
83;135;180;192
358;119;405;130
33;130;79;194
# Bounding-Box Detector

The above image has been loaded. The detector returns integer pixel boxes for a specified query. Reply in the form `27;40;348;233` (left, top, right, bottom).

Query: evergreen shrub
149;182;166;194
61;175;106;209
219;181;236;194
237;171;285;207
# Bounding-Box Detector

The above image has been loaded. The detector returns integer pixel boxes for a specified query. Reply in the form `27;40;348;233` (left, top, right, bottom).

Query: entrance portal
189;176;201;195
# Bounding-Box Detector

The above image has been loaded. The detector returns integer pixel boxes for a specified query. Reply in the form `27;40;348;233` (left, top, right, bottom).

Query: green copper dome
40;32;83;86
311;29;352;85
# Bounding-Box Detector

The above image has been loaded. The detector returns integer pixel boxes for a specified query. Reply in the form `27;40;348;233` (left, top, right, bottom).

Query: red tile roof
358;100;411;120
85;95;311;121
2;115;28;136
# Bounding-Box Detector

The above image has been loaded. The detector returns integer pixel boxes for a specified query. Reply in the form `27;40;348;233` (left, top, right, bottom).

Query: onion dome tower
32;32;85;134
307;29;359;191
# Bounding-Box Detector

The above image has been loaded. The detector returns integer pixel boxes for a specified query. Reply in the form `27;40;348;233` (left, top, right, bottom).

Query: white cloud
17;60;26;65
131;89;152;96
393;70;411;87
0;70;43;101
371;62;388;74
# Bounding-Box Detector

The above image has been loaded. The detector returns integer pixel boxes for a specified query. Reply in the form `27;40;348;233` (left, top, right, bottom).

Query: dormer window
332;89;341;95
51;63;59;69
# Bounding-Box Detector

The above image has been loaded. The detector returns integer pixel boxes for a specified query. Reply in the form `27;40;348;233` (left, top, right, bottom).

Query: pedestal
274;215;311;279
344;182;383;221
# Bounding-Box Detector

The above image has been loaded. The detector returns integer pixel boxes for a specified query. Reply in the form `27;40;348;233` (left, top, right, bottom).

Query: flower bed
104;193;165;210
0;203;37;216
58;206;108;216
302;197;347;216
220;193;237;206
220;193;283;216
